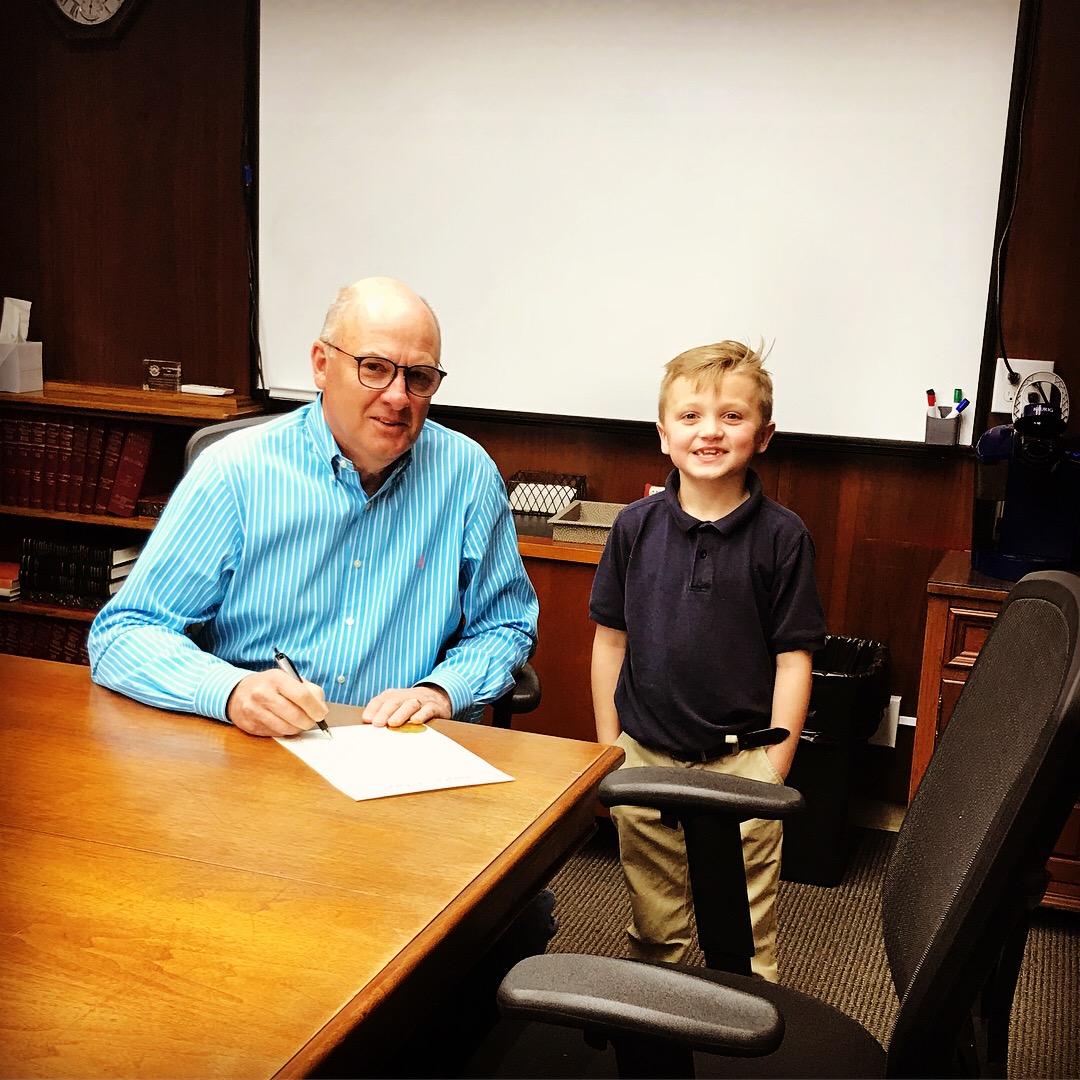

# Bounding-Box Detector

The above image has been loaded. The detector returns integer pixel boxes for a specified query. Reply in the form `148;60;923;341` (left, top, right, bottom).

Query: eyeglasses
323;342;447;398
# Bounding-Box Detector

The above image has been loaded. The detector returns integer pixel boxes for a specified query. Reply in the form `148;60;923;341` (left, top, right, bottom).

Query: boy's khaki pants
610;731;785;982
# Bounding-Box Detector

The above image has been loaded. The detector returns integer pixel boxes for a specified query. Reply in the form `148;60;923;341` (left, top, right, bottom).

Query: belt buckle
699;736;740;763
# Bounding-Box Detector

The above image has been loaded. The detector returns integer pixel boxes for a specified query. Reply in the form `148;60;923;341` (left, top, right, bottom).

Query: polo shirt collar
661;467;764;535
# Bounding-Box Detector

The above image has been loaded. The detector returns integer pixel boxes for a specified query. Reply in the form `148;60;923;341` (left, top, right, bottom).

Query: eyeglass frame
322;340;447;398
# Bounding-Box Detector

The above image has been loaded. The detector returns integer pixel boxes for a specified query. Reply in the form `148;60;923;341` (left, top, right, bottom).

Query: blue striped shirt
88;398;538;722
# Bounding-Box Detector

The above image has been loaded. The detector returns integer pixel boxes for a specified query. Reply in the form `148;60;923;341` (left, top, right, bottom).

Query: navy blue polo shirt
589;469;827;755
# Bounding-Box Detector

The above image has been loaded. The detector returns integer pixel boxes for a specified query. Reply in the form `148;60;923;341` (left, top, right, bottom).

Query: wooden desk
0;656;623;1078
911;551;1080;912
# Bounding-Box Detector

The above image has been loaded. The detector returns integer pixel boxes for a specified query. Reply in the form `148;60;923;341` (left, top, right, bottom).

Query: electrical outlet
990;358;1054;414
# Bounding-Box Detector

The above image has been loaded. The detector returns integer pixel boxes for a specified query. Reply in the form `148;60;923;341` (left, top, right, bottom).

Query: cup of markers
925;388;968;445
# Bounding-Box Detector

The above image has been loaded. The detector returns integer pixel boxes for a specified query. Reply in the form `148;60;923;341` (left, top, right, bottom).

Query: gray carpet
546;822;1080;1079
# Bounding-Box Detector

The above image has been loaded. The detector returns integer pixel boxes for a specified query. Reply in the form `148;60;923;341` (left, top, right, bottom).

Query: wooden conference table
0;656;623;1079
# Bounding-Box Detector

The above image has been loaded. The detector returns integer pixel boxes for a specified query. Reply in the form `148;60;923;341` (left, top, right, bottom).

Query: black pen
273;648;333;738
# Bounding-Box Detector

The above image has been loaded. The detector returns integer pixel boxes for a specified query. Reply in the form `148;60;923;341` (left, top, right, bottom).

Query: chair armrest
509;661;541;712
491;662;542;728
498;954;783;1056
599;767;805;821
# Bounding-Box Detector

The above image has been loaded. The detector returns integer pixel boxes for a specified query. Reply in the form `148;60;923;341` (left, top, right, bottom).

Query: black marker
273;648;332;738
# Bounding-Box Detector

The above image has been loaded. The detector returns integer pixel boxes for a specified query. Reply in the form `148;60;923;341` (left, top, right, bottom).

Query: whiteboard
258;0;1022;444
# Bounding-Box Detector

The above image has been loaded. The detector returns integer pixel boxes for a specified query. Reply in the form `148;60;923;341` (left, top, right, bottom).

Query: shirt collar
662;467;763;535
304;394;415;491
304;394;341;473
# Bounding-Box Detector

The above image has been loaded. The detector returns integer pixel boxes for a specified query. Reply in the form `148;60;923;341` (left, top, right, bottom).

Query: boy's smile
657;372;775;491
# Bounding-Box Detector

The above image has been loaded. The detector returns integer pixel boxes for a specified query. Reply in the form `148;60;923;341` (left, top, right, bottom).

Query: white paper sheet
275;720;514;801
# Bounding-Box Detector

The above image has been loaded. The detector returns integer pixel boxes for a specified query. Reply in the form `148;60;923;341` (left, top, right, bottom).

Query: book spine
107;426;154;517
80;422;106;514
41;420;60;512
67;422;89;515
94;425;126;514
33;620;54;659
135;492;171;519
22;538;141;609
1;418;19;505
0;612;90;665
28;420;46;510
16;419;33;507
49;623;67;660
54;421;75;512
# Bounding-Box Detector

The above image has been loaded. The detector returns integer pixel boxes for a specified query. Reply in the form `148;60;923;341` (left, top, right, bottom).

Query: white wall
259;0;1021;443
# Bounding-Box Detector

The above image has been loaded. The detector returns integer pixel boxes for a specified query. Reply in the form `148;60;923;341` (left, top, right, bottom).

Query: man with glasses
88;277;538;737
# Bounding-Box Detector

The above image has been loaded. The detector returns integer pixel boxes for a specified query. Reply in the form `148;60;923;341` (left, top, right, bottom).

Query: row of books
0;612;90;666
1;416;154;517
0;559;19;602
20;538;143;611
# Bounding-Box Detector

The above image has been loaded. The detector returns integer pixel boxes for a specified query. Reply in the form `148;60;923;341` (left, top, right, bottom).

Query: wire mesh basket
506;470;586;517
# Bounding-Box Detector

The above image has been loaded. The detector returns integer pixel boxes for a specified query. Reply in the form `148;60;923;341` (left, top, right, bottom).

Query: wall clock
43;0;147;43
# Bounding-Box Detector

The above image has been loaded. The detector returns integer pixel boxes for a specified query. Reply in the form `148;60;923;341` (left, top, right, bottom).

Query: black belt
662;727;789;764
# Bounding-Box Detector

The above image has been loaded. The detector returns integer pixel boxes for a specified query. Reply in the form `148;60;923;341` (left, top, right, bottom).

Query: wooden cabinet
514;535;603;744
911;550;1080;912
1;382;261;662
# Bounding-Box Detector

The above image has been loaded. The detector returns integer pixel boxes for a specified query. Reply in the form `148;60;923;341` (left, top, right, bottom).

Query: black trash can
781;636;890;887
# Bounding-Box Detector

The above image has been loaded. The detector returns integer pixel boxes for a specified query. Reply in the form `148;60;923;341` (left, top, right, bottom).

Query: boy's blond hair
658;340;774;425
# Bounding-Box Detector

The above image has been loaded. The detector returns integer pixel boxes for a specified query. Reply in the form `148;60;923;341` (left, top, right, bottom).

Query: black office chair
183;413;276;471
487;570;1080;1079
491;659;541;728
184;417;542;726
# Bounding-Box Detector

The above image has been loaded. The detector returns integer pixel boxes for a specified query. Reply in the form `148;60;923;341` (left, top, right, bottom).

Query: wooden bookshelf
1;385;264;665
0;381;262;423
2;601;97;623
0;503;159;532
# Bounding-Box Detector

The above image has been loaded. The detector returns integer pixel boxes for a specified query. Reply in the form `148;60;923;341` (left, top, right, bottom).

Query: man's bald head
320;277;441;361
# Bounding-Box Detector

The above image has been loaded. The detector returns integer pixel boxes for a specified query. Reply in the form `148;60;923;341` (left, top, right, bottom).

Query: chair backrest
184;415;276;472
881;571;1080;1076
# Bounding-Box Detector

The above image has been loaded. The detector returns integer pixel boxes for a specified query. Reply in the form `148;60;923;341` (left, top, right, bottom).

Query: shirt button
336;675;346;685
353;559;362;569
345;616;354;626
698;550;708;560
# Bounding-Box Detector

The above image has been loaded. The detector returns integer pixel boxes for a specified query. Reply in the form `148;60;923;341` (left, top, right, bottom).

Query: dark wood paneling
520;556;599;742
0;0;251;394
998;0;1080;400
443;415;674;506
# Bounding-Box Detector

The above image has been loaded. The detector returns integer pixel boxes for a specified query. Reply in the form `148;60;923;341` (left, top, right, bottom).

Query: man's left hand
362;684;453;727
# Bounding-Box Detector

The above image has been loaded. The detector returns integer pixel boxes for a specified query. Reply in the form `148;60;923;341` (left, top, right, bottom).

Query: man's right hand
226;670;329;737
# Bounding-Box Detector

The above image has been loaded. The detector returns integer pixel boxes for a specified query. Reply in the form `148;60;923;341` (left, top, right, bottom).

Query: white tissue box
0;342;43;393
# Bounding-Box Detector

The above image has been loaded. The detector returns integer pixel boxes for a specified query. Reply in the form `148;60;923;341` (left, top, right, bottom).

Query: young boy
589;340;826;982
